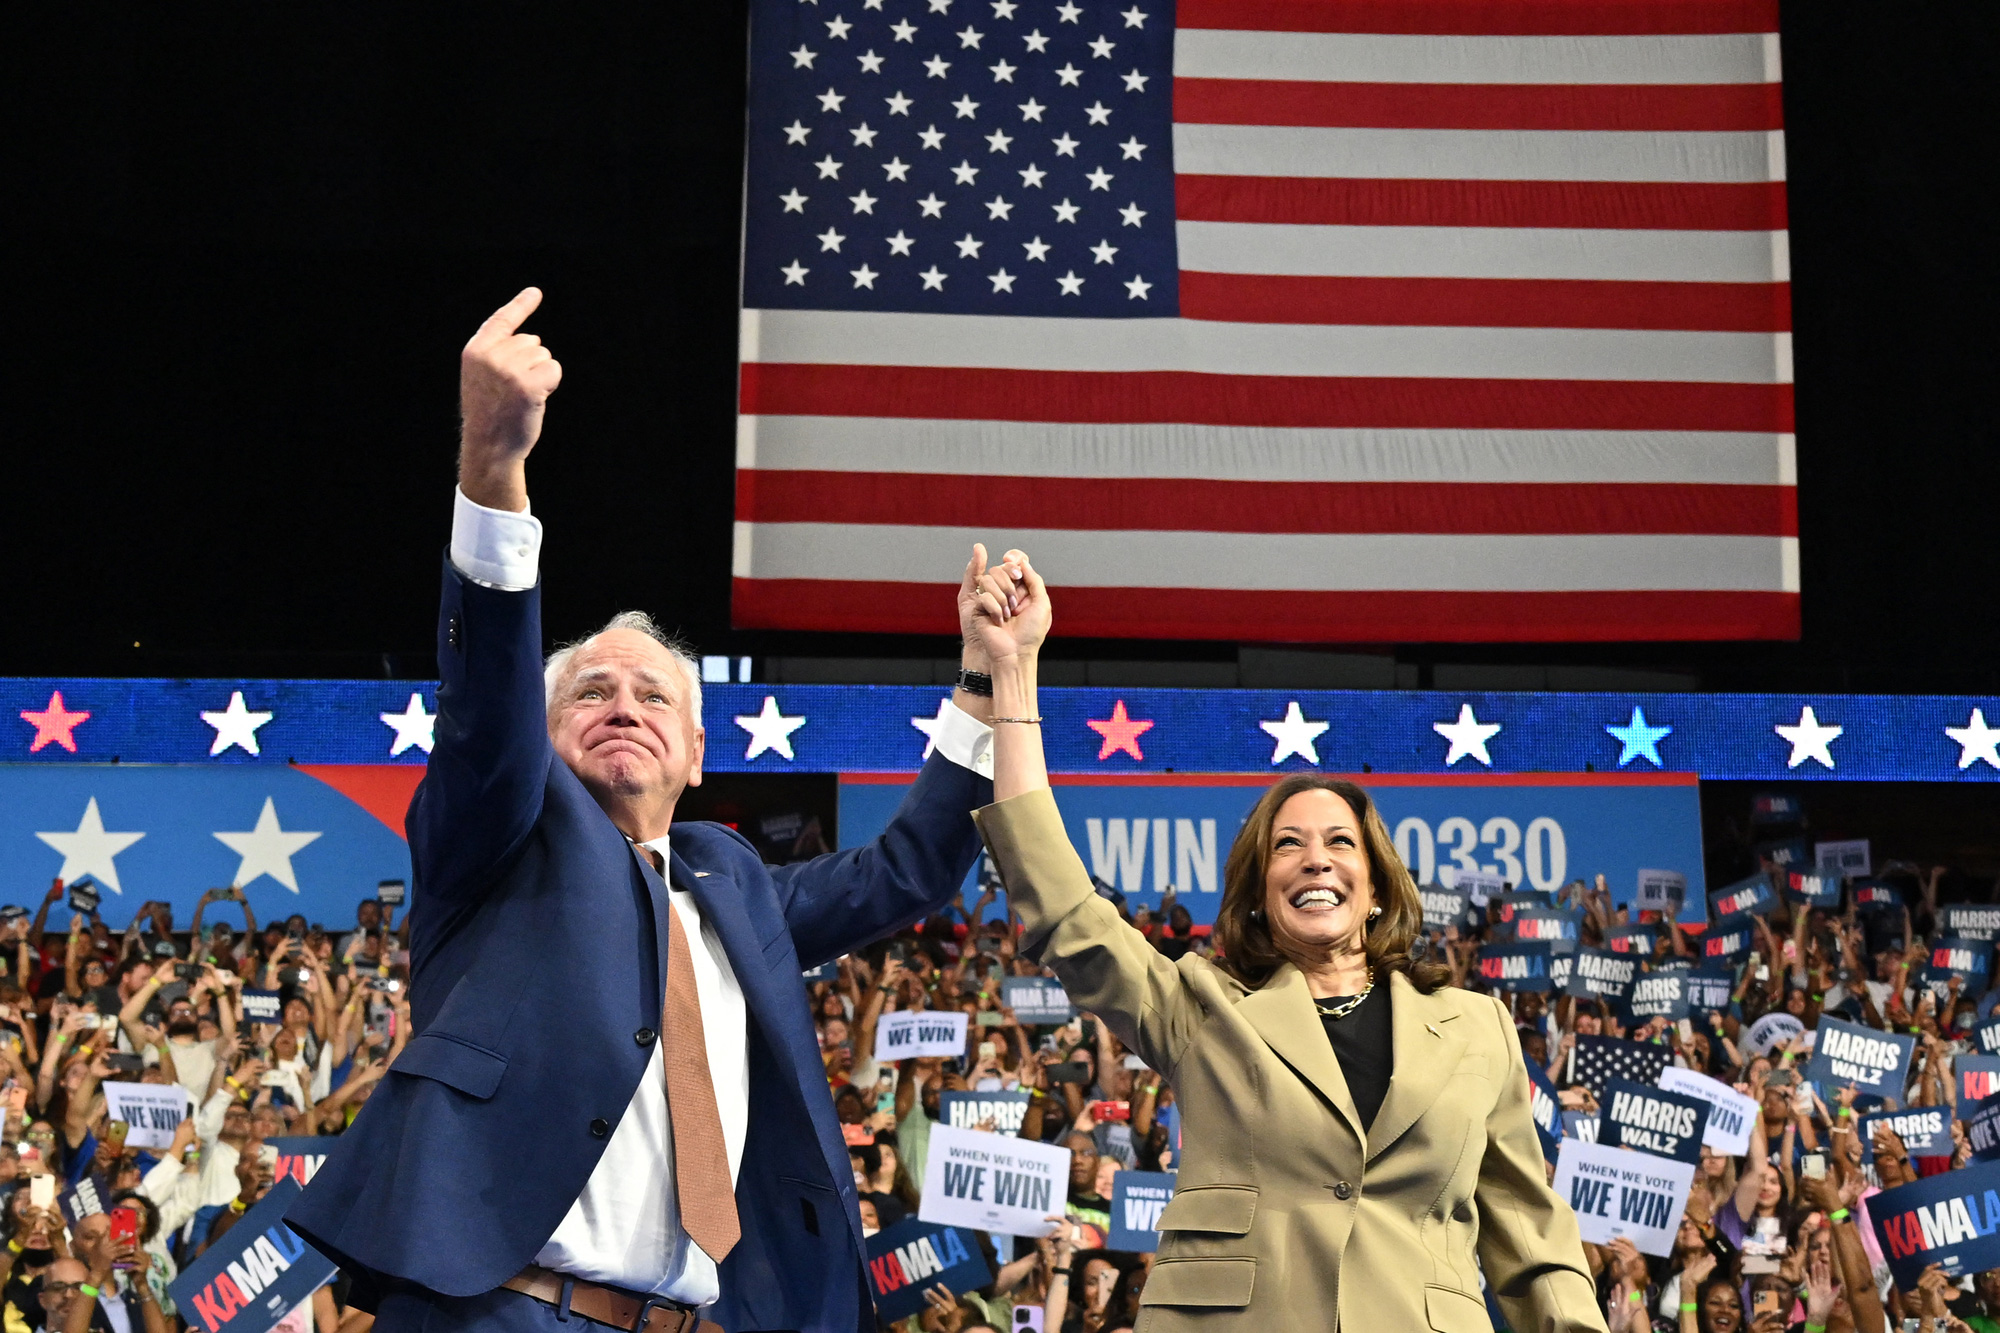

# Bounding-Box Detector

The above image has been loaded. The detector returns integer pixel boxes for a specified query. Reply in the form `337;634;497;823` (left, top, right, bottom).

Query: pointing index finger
470;286;544;346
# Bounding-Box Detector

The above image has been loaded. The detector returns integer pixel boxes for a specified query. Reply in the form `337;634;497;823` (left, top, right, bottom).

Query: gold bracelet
992;716;1043;725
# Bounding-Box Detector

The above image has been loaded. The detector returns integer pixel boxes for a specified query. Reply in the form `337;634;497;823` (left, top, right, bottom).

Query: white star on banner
201;691;274;756
1775;705;1843;770
213;797;322;893
1259;702;1329;766
37;797;145;894
1945;708;2000;770
380;693;436;756
737;696;807;761
911;695;954;758
1433;704;1502;767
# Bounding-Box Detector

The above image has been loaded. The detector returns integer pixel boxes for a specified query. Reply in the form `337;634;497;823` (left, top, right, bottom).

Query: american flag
1568;1032;1671;1099
734;0;1792;642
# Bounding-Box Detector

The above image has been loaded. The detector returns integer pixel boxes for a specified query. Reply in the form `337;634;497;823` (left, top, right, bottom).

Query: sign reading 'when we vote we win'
919;1124;1069;1238
874;1011;969;1061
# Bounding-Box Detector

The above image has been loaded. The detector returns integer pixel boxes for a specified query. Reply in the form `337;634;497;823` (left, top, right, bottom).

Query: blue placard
1548;948;1574;992
1975;1017;2000;1057
1565;946;1640;1009
1606;923;1658;958
1755;838;1811;870
1868;1158;2000;1288
1785;870;1842;909
1108;1171;1178;1253
179;1179;337;1333
801;960;839;984
1598;1077;1711;1164
240;989;283;1024
1750;793;1803;824
1968;1097;2000;1163
1626;972;1690;1022
1859;1107;1953;1163
1515;909;1581;945
1925;938;1995;1000
1947;907;2000;942
1525;1052;1563;1165
1957;1056;2000;1108
1562;1111;1600;1142
1807;1017;1916;1099
864;1218;992;1324
1418;883;1471;932
1700;914;1758;962
1476;941;1553;993
1709;873;1777;919
1000;976;1074;1025
265;1136;332;1187
1684;962;1738;1013
939;1091;1032;1135
1854;880;1902;912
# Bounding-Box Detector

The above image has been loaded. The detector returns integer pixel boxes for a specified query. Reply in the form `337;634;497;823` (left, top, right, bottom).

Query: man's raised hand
459;286;562;512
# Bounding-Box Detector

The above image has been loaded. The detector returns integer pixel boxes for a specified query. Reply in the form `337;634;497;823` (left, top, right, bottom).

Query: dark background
11;3;1998;692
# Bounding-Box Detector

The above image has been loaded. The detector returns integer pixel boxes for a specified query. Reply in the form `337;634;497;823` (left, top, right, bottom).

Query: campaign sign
1817;839;1872;878
1606;924;1659;958
918;1123;1069;1237
1565;947;1640;1009
1947;908;2000;943
865;1217;991;1323
1807;1017;1916;1098
1859;1107;1952;1164
1750;793;1802;824
1854;880;1901;913
802;960;840;984
1552;1139;1696;1257
1755;838;1810;872
1925;937;1994;999
875;1011;971;1061
1785;871;1841;910
940;1091;1032;1135
1708;874;1776;920
1525;1054;1563;1164
1626;973;1689;1023
58;1173;112;1226
1957;1056;2000;1108
1515;909;1580;945
1975;1017;2000;1057
1001;977;1074;1026
1967;1097;2000;1163
1548;948;1574;992
266;1137;332;1186
184;1180;337;1333
1418;884;1471;932
1599;1078;1710;1164
1701;914;1757;962
1868;1157;2000;1288
1742;1012;1804;1057
1455;870;1507;905
1636;869;1687;915
1476;941;1553;993
1658;1068;1758;1155
102;1080;194;1150
1685;963;1737;1013
1563;1111;1600;1141
1108;1171;1177;1252
239;989;284;1024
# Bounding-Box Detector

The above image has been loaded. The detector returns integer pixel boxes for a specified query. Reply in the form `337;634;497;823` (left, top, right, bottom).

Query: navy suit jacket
287;559;990;1332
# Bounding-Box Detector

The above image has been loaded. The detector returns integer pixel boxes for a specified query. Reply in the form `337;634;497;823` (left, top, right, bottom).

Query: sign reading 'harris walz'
1598;1079;1710;1165
1806;1017;1916;1098
176;1181;337;1333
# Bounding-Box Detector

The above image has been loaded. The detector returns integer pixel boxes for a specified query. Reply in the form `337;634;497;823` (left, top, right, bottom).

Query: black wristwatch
955;668;994;697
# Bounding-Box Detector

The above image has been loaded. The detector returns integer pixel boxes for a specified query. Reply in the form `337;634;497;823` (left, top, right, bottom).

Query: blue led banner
6;679;1999;779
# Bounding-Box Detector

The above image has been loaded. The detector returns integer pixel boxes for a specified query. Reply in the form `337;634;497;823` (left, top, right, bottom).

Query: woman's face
273;1030;298;1062
877;1144;898;1179
1260;790;1376;961
1575;1010;1602;1036
1757;1171;1782;1211
1786;989;1807;1016
1701;1147;1727;1179
1703;1282;1742;1333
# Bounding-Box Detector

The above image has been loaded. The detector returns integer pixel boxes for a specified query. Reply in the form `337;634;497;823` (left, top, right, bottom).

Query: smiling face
548;629;705;826
1703;1281;1741;1333
1260;789;1375;964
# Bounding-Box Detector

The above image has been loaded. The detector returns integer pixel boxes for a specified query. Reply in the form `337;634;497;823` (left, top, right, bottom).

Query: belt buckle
631;1295;693;1333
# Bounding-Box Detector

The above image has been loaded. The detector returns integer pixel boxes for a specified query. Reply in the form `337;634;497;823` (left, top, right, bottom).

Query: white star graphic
918;124;947;149
858;49;885;72
992;0;1017;15
912;696;955;759
890;19;918;40
883;156;911;181
924;55;952;78
1120;201;1146;226
850;122;878;146
814;154;843;179
1056;270;1084;295
986;128;1014;152
781;260;809;284
1946;709;2000;770
985;195;1014;219
1089;239;1118;264
1084;101;1111;125
917;192;947;216
1260;702;1329;766
1056;2;1081;21
989;59;1017;81
1018;98;1046;121
1775;705;1843;770
952;93;980;118
1088;35;1115;58
202;691;274;756
780;189;809;212
1054;63;1082;86
817;227;846;251
1084;166;1113;190
850;263;880;288
849;189;878;213
928;0;951;11
1121;68;1149;92
1119;137;1146;160
951;160;980;184
213;798;322;893
1433;704;1502;767
989;268;1016;292
1053;197;1080;222
37;798;144;894
826;15;852;37
1052;132;1079;156
886;90;913;114
736;696;807;761
957;25;984;47
783;120;811;144
1125;273;1151;299
1018;163;1046;187
379;693;436;756
817;87;846;112
886;230;916;255
955;233;984;257
790;44;817;68
1023;29;1049;52
920;265;948;289
1120;6;1147;27
1022;236;1051;260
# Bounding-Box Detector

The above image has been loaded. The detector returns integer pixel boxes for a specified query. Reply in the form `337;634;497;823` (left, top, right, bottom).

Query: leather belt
502;1266;723;1333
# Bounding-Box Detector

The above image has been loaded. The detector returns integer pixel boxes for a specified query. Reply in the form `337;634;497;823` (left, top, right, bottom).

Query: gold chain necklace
1313;979;1374;1021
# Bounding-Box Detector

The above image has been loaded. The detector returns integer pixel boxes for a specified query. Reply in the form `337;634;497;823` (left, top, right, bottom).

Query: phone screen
108;1207;140;1265
29;1175;56;1210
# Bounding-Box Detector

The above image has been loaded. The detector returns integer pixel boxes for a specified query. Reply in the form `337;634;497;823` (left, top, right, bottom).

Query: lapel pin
1426;1022;1442;1038
694;871;710;878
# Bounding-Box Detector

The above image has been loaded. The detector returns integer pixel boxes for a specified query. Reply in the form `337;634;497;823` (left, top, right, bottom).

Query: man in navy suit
288;289;1030;1333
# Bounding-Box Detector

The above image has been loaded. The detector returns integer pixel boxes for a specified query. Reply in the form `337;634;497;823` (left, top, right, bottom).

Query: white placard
102;1081;194;1150
918;1123;1070;1238
1815;839;1872;878
1551;1138;1695;1257
874;1010;971;1061
1451;869;1505;903
1636;869;1688;912
1742;1012;1804;1058
1658;1067;1758;1156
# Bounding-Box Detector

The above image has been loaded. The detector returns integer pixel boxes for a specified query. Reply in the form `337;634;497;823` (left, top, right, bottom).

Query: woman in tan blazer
959;546;1605;1333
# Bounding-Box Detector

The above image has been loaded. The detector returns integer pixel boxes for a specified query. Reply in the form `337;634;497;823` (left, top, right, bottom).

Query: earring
1249;908;1263;922
1368;907;1381;920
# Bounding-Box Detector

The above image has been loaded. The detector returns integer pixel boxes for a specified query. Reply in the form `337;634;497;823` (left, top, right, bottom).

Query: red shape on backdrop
1086;700;1155;762
21;691;90;753
297;765;427;840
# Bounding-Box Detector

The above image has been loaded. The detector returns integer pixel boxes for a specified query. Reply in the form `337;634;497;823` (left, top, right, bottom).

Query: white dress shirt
449;488;993;1302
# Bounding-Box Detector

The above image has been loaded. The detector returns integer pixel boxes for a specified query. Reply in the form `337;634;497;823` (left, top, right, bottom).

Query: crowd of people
5;835;2000;1333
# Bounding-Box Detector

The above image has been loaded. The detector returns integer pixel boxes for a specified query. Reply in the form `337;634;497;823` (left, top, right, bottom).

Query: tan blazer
975;790;1606;1333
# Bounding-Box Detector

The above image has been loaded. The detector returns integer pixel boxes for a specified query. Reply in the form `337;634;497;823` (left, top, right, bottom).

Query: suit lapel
1239;963;1365;1145
628;842;673;997
1366;971;1471;1163
668;847;794;1043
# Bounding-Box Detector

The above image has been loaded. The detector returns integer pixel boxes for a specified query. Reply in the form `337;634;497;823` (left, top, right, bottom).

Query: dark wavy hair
1212;775;1449;993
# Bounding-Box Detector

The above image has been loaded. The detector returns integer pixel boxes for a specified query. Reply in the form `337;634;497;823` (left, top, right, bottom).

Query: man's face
221;1104;251;1143
1067;1137;1098;1190
72;1213;110;1265
357;901;380;930
549;631;705;812
39;1261;91;1325
166;1001;198;1038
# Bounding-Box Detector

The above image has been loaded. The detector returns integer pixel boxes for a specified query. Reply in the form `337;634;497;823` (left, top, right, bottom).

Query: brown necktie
662;894;741;1263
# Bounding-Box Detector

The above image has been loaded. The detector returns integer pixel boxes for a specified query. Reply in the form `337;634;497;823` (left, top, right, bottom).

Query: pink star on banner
21;691;90;753
1086;699;1154;762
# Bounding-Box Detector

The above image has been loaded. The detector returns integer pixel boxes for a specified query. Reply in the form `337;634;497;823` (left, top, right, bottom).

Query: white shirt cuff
931;699;994;780
450;486;543;591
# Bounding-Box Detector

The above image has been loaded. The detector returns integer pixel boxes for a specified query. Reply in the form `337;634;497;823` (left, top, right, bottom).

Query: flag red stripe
736;470;1798;537
740;364;1795;432
732;578;1800;641
1174;175;1789;230
1175;0;1779;36
1179;271;1792;332
1173;78;1784;132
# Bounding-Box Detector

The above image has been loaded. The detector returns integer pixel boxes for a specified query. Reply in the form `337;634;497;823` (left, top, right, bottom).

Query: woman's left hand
962;545;1050;667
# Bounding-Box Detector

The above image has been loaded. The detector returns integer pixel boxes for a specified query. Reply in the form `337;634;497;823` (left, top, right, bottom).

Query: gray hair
543;611;703;726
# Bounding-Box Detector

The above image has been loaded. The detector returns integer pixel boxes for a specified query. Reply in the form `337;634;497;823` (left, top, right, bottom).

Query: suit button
589;1118;610;1139
635;1028;656;1046
1332;1180;1355;1200
447;616;460;649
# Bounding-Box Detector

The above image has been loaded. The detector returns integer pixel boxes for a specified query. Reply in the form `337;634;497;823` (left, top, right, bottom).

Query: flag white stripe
1176;222;1789;284
1172;124;1784;184
743;309;1789;383
737;417;1798;487
735;523;1799;592
1173;29;1779;87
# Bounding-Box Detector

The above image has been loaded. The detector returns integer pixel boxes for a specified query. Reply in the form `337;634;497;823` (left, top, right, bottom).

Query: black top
1318;980;1393;1132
